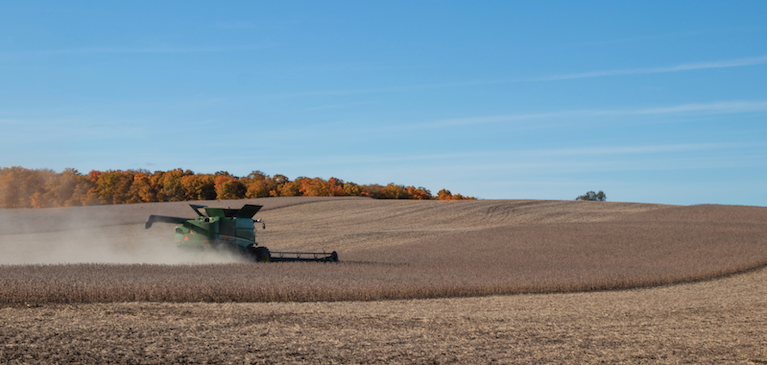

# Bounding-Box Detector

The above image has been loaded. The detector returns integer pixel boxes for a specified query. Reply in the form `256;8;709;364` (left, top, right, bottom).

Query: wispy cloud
53;45;268;54
2;44;271;58
0;119;23;125
269;82;465;98
576;26;758;47
388;144;756;175
215;19;301;29
263;54;767;98
251;143;729;169
1;117;150;145
432;100;767;127
530;143;728;156
543;55;767;80
623;100;767;115
306;101;377;111
432;111;582;126
266;78;517;98
579;32;702;47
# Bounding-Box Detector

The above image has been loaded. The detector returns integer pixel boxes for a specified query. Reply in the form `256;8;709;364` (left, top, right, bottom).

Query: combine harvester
145;204;338;262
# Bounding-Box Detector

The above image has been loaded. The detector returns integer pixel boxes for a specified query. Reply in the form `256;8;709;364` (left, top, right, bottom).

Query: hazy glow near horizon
1;2;765;205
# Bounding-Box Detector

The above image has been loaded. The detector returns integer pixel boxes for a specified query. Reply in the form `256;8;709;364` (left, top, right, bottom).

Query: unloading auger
145;204;338;262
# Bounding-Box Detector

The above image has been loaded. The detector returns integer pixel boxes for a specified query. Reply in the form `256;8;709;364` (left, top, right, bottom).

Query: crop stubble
2;198;767;363
2;266;766;363
0;199;765;303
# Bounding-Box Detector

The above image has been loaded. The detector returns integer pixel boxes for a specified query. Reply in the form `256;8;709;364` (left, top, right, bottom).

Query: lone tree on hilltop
576;190;606;201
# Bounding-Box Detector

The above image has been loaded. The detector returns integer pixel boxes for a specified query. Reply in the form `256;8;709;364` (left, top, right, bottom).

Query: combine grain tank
145;204;338;262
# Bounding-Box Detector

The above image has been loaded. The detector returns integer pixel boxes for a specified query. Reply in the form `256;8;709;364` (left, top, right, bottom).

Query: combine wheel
247;245;271;262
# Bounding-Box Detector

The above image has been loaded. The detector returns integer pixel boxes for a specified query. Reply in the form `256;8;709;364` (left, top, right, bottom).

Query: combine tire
247;246;271;262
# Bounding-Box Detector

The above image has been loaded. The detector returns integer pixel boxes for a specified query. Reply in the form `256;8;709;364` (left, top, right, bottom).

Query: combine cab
145;204;338;262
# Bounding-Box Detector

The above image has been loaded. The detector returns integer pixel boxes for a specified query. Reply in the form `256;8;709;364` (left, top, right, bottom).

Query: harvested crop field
1;198;766;303
2;265;767;363
1;197;767;363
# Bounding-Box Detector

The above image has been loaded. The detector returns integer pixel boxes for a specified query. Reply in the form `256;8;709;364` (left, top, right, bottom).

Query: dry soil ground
2;267;766;364
1;197;766;363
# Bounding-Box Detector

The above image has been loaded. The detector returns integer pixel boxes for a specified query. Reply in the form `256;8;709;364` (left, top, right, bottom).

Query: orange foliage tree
129;171;158;203
92;170;136;205
41;168;93;207
360;184;384;198
342;181;362;196
214;173;245;200
241;171;282;199
435;188;475;201
181;174;216;201
436;189;452;200
0;167;474;208
299;177;327;196
278;177;304;197
156;168;194;202
408;186;433;200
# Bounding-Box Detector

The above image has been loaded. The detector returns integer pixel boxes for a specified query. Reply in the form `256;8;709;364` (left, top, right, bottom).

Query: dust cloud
0;204;251;265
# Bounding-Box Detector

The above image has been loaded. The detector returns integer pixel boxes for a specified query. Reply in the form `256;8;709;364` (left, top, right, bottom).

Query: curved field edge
4;268;767;363
2;204;766;303
2;260;767;304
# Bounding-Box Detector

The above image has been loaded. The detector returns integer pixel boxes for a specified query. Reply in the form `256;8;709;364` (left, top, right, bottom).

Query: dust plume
0;204;249;265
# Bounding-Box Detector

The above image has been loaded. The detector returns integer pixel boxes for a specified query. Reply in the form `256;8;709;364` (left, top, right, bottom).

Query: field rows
2;265;767;363
2;198;767;363
1;200;765;304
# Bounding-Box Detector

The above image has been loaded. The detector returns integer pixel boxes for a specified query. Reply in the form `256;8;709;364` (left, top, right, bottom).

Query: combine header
145;204;338;263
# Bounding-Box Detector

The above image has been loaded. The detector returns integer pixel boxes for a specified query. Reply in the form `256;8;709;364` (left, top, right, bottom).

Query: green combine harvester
145;204;338;262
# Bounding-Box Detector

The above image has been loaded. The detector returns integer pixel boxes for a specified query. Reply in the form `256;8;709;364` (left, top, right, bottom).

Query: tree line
0;167;474;209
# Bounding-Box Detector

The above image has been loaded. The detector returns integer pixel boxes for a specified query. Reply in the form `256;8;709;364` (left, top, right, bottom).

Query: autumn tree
342;181;362;196
0;167;67;208
129;171;158;203
0;166;476;207
408;186;432;200
244;178;269;198
214;175;244;200
381;183;409;199
0;167;24;208
327;177;346;196
360;184;384;199
242;171;279;199
156;168;194;202
435;189;475;200
43;168;94;206
436;189;452;200
92;170;136;204
27;169;56;208
181;174;216;201
44;168;74;206
278;177;304;197
0;167;50;208
270;174;290;197
299;177;329;196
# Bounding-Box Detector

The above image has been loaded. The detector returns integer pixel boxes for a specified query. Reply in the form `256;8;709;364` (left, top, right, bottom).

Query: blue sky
1;1;765;205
